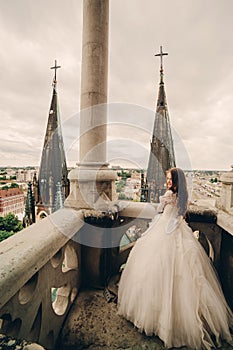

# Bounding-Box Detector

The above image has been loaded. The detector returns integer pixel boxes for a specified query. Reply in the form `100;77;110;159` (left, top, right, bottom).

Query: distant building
124;177;141;201
0;188;24;217
33;61;69;220
5;168;17;178
130;170;141;181
144;47;176;203
16;169;35;182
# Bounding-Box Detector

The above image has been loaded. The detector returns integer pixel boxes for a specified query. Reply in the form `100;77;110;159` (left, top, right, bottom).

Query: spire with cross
144;45;175;203
37;58;69;217
50;59;61;86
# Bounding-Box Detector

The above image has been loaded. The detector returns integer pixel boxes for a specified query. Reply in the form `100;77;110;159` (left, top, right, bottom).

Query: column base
65;163;117;210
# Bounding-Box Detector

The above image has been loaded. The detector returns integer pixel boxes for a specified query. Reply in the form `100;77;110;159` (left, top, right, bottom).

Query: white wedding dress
117;191;233;349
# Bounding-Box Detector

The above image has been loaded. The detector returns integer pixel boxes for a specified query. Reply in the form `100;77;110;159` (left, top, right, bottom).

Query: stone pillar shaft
80;0;109;164
217;169;233;214
65;0;116;215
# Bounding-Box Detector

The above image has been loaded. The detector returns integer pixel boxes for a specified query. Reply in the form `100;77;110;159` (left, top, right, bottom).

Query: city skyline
0;0;233;171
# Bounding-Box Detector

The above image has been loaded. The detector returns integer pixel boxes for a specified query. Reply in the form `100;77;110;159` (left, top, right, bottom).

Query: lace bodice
157;190;177;213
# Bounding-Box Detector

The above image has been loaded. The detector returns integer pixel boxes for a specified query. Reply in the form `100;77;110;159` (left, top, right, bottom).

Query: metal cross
155;46;168;69
50;59;61;82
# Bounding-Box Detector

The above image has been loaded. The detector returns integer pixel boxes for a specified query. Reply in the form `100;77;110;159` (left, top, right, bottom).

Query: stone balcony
0;192;232;349
58;198;233;350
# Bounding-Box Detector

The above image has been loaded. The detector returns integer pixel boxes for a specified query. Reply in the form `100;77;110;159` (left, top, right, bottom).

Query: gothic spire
145;46;176;203
37;61;69;215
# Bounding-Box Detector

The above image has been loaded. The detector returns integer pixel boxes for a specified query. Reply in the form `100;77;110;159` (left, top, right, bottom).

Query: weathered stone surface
59;289;164;350
58;289;233;350
0;207;83;309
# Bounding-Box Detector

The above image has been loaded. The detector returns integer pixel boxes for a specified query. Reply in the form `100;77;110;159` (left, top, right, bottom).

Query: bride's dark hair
167;167;188;216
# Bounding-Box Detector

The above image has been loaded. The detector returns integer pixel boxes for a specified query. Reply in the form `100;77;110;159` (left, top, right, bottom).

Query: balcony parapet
0;200;232;350
0;207;84;349
217;210;233;236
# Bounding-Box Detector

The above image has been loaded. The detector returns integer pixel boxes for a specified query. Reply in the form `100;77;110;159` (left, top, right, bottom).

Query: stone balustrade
0;201;156;349
0;208;84;349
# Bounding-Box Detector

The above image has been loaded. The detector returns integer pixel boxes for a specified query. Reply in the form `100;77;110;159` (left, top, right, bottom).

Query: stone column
66;0;116;211
65;1;118;289
216;166;233;215
80;0;108;164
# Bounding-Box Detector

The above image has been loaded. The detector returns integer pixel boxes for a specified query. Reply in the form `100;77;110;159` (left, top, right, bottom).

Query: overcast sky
0;0;232;171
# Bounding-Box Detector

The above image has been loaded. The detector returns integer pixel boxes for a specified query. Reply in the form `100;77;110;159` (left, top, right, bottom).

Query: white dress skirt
117;200;233;349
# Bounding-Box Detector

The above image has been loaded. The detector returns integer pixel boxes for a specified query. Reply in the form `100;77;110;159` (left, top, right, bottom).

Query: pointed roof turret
37;60;69;213
23;182;35;227
145;46;176;203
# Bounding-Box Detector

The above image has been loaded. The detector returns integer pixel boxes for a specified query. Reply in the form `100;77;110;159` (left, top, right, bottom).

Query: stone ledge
186;204;218;224
217;210;233;236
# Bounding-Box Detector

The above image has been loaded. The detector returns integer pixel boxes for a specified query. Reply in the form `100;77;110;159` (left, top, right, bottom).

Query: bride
117;167;233;349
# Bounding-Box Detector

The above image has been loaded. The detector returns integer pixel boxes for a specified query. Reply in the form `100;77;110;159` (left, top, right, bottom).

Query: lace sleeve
157;190;176;213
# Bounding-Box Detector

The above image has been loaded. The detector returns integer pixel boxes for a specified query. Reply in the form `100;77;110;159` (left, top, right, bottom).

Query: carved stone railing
71;202;157;289
0;201;157;349
0;208;84;349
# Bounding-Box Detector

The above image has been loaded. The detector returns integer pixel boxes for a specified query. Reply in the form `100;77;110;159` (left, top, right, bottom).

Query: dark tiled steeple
37;61;69;216
145;47;176;203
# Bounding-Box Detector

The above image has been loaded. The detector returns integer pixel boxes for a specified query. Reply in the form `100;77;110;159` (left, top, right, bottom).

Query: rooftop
0;188;23;198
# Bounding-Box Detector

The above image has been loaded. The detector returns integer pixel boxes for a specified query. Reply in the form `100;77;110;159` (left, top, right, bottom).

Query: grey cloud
0;0;232;170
